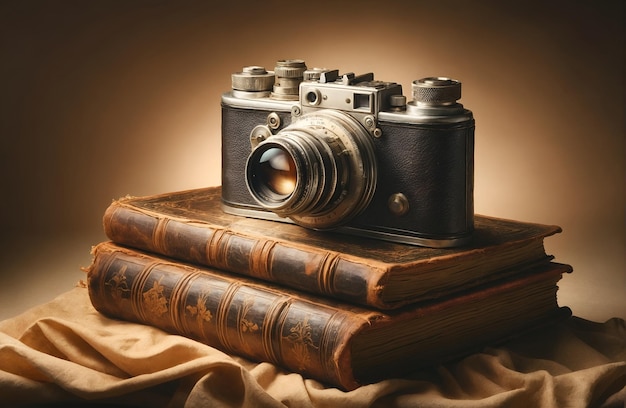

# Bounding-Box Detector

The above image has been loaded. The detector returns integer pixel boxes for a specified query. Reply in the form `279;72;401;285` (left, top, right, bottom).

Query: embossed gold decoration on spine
97;248;120;299
104;265;130;301
237;296;260;354
143;276;168;317
286;316;318;371
186;286;214;333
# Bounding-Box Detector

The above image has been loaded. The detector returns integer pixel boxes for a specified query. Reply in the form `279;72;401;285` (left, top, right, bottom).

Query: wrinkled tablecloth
1;286;624;407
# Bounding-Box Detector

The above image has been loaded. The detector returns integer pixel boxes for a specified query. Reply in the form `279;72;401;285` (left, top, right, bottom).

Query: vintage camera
221;59;474;247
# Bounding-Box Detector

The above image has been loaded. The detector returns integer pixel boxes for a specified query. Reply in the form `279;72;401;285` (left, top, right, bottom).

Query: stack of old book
86;186;571;391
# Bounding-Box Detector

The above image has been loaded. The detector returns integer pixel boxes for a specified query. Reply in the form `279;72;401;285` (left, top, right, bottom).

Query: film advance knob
413;77;461;106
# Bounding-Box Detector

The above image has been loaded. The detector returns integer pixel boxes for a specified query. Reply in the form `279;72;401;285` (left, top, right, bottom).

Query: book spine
87;243;366;390
103;203;386;308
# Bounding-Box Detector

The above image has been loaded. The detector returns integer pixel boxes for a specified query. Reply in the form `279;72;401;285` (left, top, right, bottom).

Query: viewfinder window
353;93;371;111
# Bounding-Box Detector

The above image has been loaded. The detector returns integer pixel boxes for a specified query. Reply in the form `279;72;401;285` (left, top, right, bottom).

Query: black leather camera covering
354;120;474;238
221;105;293;207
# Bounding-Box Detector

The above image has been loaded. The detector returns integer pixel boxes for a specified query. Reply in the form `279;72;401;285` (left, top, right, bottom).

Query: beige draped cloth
1;286;624;407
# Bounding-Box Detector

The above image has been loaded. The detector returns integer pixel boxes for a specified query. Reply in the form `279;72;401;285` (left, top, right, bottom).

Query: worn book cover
87;242;571;391
103;186;562;309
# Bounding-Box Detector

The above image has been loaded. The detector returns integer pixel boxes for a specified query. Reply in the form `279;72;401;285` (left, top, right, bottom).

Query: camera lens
246;110;377;229
256;147;297;196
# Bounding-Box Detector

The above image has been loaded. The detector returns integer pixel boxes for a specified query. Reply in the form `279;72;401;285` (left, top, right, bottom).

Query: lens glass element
257;147;297;196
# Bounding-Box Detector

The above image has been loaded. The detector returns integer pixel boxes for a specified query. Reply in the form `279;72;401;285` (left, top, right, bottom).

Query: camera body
221;60;475;247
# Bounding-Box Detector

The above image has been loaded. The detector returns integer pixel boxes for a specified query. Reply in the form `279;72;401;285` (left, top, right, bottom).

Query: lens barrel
246;110;376;229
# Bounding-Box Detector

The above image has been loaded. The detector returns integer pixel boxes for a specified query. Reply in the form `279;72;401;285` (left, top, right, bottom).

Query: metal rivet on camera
291;105;302;117
373;128;383;138
364;116;375;130
388;193;409;216
267;112;281;129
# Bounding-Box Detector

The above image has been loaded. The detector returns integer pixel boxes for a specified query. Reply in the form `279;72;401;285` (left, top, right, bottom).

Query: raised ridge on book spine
87;242;370;390
103;203;383;306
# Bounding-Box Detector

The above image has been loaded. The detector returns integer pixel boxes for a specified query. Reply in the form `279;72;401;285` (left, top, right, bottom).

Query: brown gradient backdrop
1;1;624;320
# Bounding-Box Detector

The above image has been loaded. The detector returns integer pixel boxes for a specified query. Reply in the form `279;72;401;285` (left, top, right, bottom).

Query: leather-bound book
103;186;562;309
87;241;571;391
